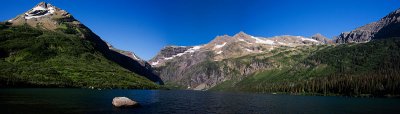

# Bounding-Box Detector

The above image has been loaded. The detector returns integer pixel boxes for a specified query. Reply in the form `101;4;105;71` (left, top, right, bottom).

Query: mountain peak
9;1;76;30
384;8;400;19
312;33;323;37
24;2;60;20
32;2;58;10
234;31;250;37
36;2;49;7
395;8;400;14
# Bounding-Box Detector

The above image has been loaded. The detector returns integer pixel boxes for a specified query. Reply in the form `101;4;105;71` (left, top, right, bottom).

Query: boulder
112;97;139;107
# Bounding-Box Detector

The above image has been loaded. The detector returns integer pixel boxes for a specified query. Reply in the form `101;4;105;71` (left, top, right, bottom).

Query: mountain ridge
334;8;400;43
149;31;325;90
150;31;324;66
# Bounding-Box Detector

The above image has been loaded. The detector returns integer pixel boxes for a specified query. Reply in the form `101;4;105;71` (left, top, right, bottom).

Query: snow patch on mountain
238;38;253;44
163;45;203;61
130;53;141;61
151;60;160;66
297;36;319;42
32;6;47;11
252;36;275;45
24;5;56;19
48;7;55;13
214;42;226;49
188;46;202;52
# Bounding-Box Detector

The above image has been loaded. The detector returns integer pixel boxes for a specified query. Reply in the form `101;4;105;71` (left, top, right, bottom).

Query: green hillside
212;38;400;97
0;23;159;89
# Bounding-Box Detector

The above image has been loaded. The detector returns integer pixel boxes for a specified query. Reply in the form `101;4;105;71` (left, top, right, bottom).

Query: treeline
246;72;400;97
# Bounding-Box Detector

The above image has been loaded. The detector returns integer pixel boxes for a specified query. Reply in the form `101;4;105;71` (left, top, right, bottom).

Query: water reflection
1;88;399;113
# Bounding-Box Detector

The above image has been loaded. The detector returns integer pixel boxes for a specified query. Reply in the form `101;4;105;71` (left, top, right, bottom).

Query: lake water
0;88;399;113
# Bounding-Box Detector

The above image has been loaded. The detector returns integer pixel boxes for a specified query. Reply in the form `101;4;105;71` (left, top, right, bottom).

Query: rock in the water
112;97;139;107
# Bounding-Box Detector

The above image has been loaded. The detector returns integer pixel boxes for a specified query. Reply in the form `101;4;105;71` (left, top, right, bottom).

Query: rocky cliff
335;8;400;43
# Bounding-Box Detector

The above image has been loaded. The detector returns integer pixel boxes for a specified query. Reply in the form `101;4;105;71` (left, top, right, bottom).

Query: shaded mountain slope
0;24;159;88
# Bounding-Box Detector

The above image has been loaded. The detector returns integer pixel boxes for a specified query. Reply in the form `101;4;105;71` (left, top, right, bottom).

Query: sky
1;0;400;60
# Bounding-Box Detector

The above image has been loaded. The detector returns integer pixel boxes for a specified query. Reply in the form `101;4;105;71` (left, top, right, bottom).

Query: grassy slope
212;39;400;97
0;24;159;89
210;45;324;90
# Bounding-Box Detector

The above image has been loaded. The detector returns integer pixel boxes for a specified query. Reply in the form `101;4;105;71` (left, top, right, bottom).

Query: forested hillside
212;38;400;97
0;23;159;89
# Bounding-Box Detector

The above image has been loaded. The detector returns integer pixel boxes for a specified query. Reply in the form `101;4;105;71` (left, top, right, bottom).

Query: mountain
0;2;162;88
151;7;400;96
335;8;400;43
150;31;323;90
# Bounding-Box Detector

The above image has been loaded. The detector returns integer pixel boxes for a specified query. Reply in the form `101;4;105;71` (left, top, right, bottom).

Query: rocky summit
334;8;400;43
9;2;77;30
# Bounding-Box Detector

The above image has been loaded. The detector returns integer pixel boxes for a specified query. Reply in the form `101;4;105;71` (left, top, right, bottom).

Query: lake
0;88;399;113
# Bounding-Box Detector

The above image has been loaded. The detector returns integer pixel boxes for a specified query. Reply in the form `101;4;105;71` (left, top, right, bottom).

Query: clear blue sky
1;0;400;60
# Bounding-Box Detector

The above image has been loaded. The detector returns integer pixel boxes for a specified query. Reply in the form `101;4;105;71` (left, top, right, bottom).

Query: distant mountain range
150;32;324;66
149;31;326;89
1;2;400;96
149;7;400;96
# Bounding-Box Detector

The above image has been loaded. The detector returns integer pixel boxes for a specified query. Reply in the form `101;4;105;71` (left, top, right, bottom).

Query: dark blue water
0;88;399;113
